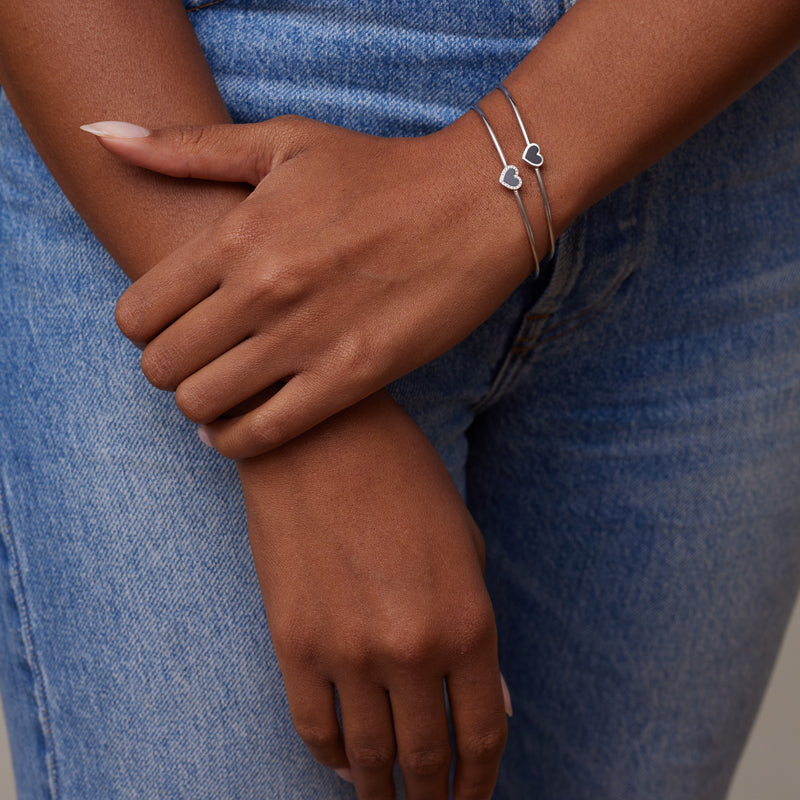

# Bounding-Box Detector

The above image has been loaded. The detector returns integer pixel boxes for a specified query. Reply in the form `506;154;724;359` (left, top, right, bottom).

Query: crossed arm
34;0;800;459
1;1;798;799
0;3;507;797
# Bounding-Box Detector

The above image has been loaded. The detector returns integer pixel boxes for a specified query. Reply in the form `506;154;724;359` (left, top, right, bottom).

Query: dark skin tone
0;4;506;797
97;0;800;457
1;1;798;797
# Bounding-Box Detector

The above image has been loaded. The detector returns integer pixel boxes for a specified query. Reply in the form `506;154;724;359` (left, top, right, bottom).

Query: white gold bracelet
471;104;540;278
496;84;555;261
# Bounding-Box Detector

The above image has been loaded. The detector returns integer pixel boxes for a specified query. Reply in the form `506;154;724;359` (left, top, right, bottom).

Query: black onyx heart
523;142;544;168
500;165;522;190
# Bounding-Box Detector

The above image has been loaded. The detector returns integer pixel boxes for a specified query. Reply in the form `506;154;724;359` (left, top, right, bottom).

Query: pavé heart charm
523;142;544;168
500;165;522;190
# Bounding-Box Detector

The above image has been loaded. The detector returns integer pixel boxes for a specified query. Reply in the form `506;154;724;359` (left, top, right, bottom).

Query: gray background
1;597;798;798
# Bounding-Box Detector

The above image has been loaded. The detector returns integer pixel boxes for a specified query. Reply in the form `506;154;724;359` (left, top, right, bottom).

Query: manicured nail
500;673;513;718
197;427;213;447
80;121;150;139
334;767;354;783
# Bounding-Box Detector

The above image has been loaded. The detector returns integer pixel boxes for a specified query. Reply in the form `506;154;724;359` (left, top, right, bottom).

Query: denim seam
187;0;229;12
471;175;648;412
471;238;574;414
503;209;589;358
508;224;584;355
471;310;543;413
0;468;61;800
471;343;527;415
514;172;650;352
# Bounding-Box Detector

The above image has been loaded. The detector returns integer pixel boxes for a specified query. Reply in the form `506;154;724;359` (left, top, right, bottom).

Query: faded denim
1;1;799;798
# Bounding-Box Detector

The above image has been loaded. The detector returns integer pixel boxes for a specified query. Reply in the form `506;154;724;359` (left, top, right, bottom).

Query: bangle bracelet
496;84;555;261
471;104;540;278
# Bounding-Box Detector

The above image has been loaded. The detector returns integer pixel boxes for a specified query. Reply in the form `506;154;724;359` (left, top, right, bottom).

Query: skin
1;1;799;798
238;392;504;799
91;0;800;458
0;2;507;797
106;118;535;456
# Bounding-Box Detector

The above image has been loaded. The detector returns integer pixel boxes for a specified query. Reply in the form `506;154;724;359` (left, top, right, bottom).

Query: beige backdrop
1;598;798;798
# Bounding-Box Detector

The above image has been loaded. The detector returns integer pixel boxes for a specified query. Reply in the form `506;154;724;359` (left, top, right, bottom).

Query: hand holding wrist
88;114;544;456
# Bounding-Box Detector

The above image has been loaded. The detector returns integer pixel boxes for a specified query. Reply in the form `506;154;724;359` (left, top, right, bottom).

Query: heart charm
499;165;522;190
523;142;544;168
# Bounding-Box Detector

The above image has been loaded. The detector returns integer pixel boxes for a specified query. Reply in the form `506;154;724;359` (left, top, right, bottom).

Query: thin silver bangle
471;104;540;278
496;84;555;261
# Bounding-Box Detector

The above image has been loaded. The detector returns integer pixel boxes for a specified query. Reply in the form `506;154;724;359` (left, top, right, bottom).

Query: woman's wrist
425;104;548;289
497;0;800;252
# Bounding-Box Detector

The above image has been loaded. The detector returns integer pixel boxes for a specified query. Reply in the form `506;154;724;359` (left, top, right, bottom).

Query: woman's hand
88;114;538;457
236;390;509;800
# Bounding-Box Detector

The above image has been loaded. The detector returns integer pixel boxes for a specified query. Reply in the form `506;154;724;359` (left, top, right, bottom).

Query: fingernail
197;426;213;447
500;673;513;718
80;121;150;139
334;767;354;783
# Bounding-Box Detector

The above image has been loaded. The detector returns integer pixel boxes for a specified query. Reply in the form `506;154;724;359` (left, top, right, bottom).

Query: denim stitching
507;222;584;355
472;340;524;415
503;208;590;357
0;467;61;799
187;0;229;12
471;239;573;413
473;173;648;411
514;171;650;352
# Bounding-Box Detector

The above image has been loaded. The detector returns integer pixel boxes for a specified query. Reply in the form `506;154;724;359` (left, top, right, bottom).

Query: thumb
80;120;280;185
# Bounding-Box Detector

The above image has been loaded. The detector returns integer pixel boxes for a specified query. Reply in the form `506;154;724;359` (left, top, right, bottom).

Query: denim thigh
0;111;369;799
1;1;798;798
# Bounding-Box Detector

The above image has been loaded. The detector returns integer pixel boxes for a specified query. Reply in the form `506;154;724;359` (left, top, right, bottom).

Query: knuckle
139;345;177;391
316;231;351;273
174;382;215;425
458;781;497;800
175;125;208;150
451;600;497;657
347;741;395;773
251;257;309;308
251;414;289;453
400;746;450;778
382;625;438;670
212;409;288;460
326;634;376;676
331;328;379;385
273;113;305;130
338;618;437;674
458;727;507;765
114;293;147;343
214;421;278;461
275;624;319;666
293;721;340;759
270;114;315;154
209;437;244;461
270;610;329;662
216;216;263;264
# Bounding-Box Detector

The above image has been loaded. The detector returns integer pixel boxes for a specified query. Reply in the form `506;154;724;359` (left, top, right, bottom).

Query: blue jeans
1;2;799;798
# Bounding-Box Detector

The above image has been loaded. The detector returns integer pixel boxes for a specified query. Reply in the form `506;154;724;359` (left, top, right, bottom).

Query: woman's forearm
4;0;797;280
0;0;248;278
468;0;800;254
